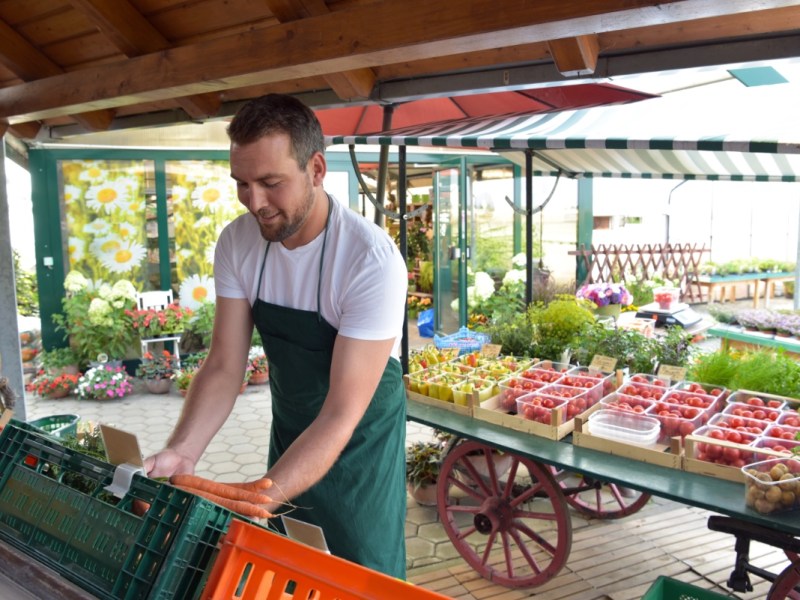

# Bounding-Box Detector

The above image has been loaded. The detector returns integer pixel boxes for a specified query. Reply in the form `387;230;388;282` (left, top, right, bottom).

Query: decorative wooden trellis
568;243;710;302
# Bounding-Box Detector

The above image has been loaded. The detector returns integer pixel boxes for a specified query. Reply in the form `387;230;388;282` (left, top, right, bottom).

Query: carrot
174;485;273;519
221;478;274;492
169;474;274;505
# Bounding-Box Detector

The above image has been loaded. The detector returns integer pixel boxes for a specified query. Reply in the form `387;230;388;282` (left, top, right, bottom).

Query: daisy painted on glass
179;274;216;310
576;282;633;308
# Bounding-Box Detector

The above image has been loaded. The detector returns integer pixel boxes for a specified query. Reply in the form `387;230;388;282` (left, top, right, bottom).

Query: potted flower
126;303;193;339
52;271;140;368
174;368;197;397
247;346;269;385
75;364;134;400
135;350;177;394
405;439;444;505
575;282;633;319
29;370;80;399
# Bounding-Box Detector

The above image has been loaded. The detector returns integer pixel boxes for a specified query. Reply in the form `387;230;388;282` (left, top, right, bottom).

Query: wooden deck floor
408;497;793;599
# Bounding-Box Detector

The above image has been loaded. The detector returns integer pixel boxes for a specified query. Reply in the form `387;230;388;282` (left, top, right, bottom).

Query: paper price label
658;364;687;381
481;344;502;358
589;355;617;373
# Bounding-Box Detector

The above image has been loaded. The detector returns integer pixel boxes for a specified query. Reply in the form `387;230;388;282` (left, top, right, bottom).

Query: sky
4;158;35;269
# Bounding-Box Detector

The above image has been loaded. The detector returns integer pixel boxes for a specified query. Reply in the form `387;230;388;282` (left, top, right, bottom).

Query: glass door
432;159;467;334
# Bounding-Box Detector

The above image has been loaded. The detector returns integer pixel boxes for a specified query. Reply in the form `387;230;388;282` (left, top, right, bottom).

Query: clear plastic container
451;377;496;406
426;373;467;403
627;373;672;388
518;366;565;385
586;409;661;447
754;435;800;456
689;425;760;466
601;391;654;414
777;411;800;428
652;286;680;310
538;383;599;420
723;402;783;423
646;400;708;441
673;380;727;399
497;377;547;413
707;413;770;435
515;392;568;425
617;380;668;402
566;366;616;395
743;457;800;514
727;391;787;411
555;374;605;403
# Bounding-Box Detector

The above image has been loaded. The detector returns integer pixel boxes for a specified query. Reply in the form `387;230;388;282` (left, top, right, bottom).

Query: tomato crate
641;575;730;599
201;519;451;599
0;420;246;600
27;414;80;438
683;426;786;483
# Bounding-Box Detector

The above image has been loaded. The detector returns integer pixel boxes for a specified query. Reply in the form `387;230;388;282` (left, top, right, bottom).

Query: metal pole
374;104;395;228
0;141;26;420
525;150;533;306
399;145;410;375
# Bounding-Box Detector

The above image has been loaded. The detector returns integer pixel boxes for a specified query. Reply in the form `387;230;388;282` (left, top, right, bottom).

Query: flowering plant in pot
30;370;80;399
52;271;139;368
40;347;80;375
247;346;269;385
136;350;177;394
575;282;633;309
76;364;134;400
126;303;193;338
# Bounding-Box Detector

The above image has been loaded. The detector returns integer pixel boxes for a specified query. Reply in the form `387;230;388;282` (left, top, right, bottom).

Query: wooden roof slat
264;0;375;101
6;0;786;122
68;0;222;119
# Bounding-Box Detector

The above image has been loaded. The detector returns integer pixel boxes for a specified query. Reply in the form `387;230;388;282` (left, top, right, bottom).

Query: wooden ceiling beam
8;121;41;140
264;0;376;100
67;0;222;119
0;16;115;131
547;35;599;76
0;0;796;122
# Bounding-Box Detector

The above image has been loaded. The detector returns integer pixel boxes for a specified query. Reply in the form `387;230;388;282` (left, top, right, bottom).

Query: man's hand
144;448;196;478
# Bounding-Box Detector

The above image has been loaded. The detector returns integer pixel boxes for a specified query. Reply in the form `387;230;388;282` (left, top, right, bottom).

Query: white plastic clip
104;462;145;498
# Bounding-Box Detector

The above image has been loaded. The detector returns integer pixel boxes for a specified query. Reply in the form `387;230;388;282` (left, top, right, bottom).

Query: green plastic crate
28;414;80;438
0;420;240;599
642;576;731;600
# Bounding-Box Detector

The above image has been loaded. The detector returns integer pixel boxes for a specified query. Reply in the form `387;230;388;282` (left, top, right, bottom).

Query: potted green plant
528;297;595;362
135;350;178;394
405;439;444;505
40;347;80;375
52;271;140;369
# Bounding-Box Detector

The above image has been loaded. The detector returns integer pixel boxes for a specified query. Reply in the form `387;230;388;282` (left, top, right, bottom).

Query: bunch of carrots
170;474;275;519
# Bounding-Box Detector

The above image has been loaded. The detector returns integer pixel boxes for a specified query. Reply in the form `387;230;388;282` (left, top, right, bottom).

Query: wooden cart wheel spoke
767;560;800;600
437;441;572;588
548;466;651;519
510;520;559;557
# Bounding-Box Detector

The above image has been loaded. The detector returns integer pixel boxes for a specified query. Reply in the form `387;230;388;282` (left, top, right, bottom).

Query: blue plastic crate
434;327;491;356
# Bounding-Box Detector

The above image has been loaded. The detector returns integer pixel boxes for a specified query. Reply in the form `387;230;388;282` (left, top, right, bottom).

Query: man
145;94;409;578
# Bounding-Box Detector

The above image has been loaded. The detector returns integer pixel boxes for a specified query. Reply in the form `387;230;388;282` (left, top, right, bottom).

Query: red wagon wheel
549;466;651;519
437;440;572;588
768;559;800;600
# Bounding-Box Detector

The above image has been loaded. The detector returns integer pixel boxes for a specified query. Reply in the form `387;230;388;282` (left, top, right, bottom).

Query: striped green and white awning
327;84;800;182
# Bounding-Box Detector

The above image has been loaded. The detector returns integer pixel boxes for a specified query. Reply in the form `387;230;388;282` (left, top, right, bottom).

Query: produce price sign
590;355;617;373
481;344;502;357
658;364;687;381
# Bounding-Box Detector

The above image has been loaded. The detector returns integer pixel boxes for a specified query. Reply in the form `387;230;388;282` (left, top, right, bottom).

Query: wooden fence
568;243;709;302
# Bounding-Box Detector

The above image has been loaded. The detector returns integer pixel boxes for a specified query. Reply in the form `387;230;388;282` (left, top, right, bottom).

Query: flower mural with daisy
59;159;150;280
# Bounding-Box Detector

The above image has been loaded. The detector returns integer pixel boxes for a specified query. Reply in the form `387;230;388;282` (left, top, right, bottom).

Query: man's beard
257;180;315;243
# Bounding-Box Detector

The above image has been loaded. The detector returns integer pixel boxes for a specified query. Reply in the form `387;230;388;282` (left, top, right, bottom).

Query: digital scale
635;302;703;329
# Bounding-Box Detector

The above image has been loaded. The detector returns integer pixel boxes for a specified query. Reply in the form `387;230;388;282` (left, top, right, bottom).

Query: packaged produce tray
433;326;490;356
0;420;246;600
201;519;451;599
572;405;682;469
404;375;473;416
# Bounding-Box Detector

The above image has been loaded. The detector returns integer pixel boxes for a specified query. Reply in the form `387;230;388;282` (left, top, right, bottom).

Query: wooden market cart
407;398;800;597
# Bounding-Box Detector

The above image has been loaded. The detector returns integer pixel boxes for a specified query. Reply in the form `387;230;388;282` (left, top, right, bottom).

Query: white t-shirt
214;196;408;357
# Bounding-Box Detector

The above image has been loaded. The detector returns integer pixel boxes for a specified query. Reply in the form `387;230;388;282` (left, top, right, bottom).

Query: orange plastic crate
201;519;451;599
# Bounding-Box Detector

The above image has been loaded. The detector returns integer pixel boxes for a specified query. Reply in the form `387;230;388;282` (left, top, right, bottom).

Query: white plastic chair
136;290;182;367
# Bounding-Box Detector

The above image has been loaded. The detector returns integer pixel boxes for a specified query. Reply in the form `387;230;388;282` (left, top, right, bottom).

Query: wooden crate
403;375;473;417
682;434;786;483
472;390;577;441
572;405;683;469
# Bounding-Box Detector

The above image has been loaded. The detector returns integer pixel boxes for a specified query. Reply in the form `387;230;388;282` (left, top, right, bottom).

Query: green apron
251;204;407;578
